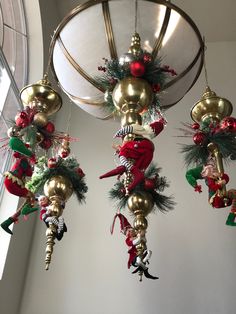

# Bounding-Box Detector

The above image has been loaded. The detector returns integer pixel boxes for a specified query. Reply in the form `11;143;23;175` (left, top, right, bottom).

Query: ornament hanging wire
203;37;209;87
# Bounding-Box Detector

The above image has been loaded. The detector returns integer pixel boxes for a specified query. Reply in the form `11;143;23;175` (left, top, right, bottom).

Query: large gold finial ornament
44;175;73;270
127;191;154;281
112;33;153;128
191;86;233;123
112;77;153;126
20;74;62;116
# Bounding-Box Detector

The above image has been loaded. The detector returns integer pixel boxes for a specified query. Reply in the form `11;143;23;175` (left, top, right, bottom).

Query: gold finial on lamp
112;77;153;127
128;32;143;57
191;86;233;123
20;74;62;116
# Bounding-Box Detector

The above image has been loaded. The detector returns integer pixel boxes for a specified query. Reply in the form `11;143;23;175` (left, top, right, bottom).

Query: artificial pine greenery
180;126;236;167
95;55;171;120
109;163;175;213
26;156;88;202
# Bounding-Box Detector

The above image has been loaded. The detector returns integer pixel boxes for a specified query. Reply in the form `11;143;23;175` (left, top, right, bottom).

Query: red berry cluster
161;65;177;76
192;116;236;146
12;107;55;150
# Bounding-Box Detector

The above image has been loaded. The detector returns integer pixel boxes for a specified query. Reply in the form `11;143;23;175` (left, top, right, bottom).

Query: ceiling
54;0;236;43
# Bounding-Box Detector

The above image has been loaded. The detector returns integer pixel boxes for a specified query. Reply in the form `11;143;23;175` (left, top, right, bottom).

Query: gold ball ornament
33;112;48;127
133;215;148;231
44;175;73;204
7;126;21;138
127;191;154;216
36;132;44;143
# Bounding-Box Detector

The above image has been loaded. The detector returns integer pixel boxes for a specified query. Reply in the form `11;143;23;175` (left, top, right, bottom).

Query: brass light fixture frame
49;0;204;112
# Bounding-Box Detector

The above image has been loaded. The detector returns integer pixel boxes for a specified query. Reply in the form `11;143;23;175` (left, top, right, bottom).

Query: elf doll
38;195;67;241
111;213;158;280
1;148;37;234
100;118;165;192
185;158;236;226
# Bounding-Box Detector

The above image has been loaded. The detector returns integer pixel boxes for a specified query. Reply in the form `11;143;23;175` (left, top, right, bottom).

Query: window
0;0;28;279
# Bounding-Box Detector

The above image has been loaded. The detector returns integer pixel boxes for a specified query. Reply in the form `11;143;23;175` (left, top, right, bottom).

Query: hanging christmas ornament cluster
26;137;87;270
0;75;87;270
96;33;177;122
8;75;61;152
109;164;175;281
99;33;175;281
179;86;236;226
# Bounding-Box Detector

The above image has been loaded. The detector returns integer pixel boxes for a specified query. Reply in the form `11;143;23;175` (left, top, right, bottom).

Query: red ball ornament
220;117;236;132
48;157;57;168
60;150;70;158
77;167;85;177
193;132;206;145
152;83;161;93
15;111;30;128
43;121;55;134
130;60;146;77
191;122;200;130
144;178;156;190
39;138;53;150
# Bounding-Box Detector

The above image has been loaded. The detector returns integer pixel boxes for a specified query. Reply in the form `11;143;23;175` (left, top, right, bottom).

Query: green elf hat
9;137;33;157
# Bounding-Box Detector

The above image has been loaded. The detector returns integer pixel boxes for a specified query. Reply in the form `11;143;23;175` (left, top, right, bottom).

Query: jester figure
185;158;236;226
100;118;165;192
111;213;158;280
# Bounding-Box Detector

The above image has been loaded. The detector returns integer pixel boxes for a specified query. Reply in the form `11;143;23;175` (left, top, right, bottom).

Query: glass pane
11;0;26;35
0;61;11;111
14;32;27;89
0;0;26;34
2;26;16;75
0;115;10;175
2;26;27;89
2;87;21;126
0;1;14;30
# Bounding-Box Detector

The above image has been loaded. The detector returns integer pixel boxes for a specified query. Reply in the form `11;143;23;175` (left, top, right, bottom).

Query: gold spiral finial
128;32;143;56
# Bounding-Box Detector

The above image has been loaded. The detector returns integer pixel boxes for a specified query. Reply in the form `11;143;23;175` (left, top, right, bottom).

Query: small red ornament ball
144;178;156;190
77;167;85;177
15;111;29;128
130;60;146;77
60;150;70;158
152;83;161;93
44;121;55;134
193;132;206;145
39;138;52;150
48;158;57;168
220;116;236;132
191;122;200;130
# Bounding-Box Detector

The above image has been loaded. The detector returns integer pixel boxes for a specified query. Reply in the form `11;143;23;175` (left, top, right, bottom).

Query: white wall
18;41;236;314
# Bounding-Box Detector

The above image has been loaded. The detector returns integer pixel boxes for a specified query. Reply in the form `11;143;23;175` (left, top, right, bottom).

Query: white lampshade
51;0;204;119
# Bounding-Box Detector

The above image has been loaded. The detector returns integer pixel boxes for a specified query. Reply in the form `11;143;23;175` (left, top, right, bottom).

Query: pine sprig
26;156;88;202
180;132;236;167
95;54;175;123
109;163;175;212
